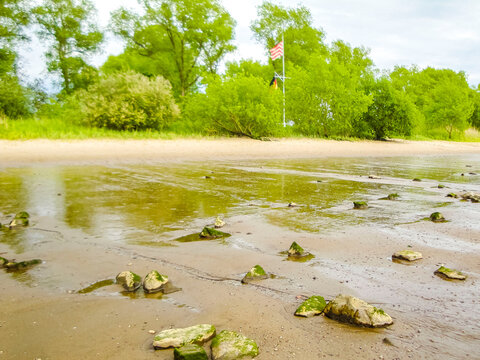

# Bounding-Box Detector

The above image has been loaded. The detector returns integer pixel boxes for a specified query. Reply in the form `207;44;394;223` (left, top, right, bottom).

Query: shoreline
1;138;480;165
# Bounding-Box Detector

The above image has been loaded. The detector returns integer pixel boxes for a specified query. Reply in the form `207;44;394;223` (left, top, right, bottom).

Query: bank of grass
1;115;480;142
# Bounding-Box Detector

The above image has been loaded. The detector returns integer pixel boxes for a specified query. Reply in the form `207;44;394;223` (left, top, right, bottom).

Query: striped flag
269;41;283;60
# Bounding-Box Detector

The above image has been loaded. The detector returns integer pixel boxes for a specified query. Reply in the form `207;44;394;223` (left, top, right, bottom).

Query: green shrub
0;75;31;118
201;74;283;139
76;71;180;131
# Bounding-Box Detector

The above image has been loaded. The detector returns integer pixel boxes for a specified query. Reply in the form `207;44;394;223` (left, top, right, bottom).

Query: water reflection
0;156;479;254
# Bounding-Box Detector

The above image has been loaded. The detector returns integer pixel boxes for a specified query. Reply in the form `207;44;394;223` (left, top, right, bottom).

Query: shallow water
1;155;479;254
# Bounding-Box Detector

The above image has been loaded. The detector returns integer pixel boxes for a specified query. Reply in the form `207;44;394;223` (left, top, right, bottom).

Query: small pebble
148;330;156;334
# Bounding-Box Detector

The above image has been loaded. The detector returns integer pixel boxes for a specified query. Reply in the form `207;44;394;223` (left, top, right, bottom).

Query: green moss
199;227;230;239
430;212;446;222
132;272;142;283
211;330;259;359
77;279;115;294
295;296;327;317
14;211;30;219
288;241;304;255
248;265;266;277
372;307;386;316
446;193;458;198
0;257;7;267
174;344;208;360
353;201;368;209
437;184;445;189
4;259;42;271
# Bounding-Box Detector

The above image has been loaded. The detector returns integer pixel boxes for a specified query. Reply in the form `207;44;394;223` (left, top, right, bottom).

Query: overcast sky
20;0;480;86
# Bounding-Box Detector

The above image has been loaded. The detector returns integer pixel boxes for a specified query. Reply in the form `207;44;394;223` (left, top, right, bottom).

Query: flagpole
282;31;286;128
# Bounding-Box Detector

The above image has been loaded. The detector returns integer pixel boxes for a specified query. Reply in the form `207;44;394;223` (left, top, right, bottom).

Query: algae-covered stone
324;294;393;328
287;241;305;256
8;211;30;227
174;344;208;360
4;259;42;270
211;330;259;360
241;265;268;284
437;184;445;189
386;193;399;200
353;201;368;209
0;257;8;268
434;266;467;280
294;296;327;317
116;271;142;292
153;324;216;349
413;178;422;182
143;270;169;293
430;212;446;222
446;193;458;198
214;217;225;229
288;202;298;207
460;192;480;203
392;250;423;262
199;227;229;239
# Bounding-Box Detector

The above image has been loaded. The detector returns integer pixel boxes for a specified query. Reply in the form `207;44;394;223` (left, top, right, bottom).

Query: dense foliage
1;0;480;140
75;71;180;131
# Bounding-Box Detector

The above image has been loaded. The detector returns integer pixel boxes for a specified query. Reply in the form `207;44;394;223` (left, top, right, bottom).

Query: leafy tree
469;85;480;130
359;77;419;139
251;1;326;69
32;0;103;95
111;0;236;97
0;0;29;46
74;71;180;131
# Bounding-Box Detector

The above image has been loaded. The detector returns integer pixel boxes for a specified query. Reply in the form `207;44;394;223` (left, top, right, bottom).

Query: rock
116;271;142;292
294;296;327;317
469;172;478;175
392;250;423;262
214;217;225;228
211;330;259;360
287;241;305;256
429;212;446;222
174;344;208;360
460;192;480;203
412;178;422;182
353;201;368;209
288;202;298;207
8;211;30;228
434;266;467;280
437;184;445;189
4;259;42;270
368;175;381;179
241;265;268;284
143;270;169;294
386;193;399;200
199;227;229;239
153;324;216;349
446;193;458;198
323;294;393;328
0;257;8;268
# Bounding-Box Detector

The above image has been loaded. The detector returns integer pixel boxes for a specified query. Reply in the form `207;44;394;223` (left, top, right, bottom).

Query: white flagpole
282;31;286;128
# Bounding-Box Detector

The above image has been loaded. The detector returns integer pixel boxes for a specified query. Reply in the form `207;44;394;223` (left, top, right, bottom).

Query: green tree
0;0;29;45
359;77;420;139
32;0;103;95
250;1;325;69
469;85;480;130
111;0;236;97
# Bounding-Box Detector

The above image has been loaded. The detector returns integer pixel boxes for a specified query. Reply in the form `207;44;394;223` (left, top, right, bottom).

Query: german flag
269;77;278;89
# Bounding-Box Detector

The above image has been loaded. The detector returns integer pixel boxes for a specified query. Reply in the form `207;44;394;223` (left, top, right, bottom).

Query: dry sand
0;139;479;360
1;138;480;165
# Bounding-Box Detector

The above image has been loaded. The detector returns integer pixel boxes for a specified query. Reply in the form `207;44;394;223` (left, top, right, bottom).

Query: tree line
1;0;479;139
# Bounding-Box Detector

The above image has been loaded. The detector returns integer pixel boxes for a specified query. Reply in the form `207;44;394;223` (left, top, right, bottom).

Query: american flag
269;41;284;60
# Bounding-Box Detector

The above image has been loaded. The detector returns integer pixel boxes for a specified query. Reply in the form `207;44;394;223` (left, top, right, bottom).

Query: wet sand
0;139;479;360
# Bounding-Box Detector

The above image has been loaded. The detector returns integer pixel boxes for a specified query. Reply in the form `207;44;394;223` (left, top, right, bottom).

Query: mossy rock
211;330;259;360
324;294;393;328
353;201;368;209
380;193;399;200
392;250;422;262
214;217;225;229
8;211;30;228
143;270;169;294
199;227;230;239
413;178;422;182
460;192;480;203
446;193;458;198
294;296;327;317
288;202;298;207
4;259;42;271
429;212;446;222
116;271;142;292
174;344;208;360
437;184;445;189
287;241;305;256
241;265;268;284
434;266;466;280
0;257;8;268
153;324;216;349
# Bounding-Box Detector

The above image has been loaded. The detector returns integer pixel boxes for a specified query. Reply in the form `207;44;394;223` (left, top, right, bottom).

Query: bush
200;74;283;139
0;75;31;118
76;71;180;130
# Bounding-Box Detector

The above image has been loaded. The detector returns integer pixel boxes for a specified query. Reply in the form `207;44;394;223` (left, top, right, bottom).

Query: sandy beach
0;139;479;360
1;138;480;165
